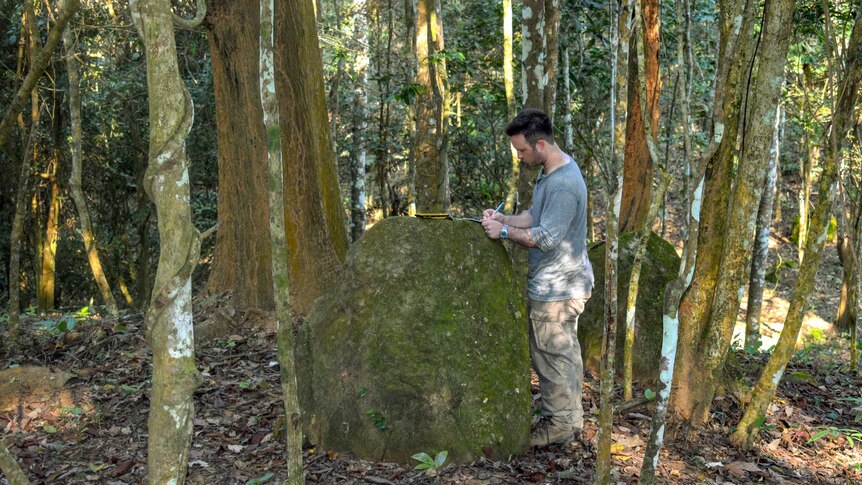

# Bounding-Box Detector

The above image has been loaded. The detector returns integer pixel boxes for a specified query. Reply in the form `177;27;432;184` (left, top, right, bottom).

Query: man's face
510;133;546;167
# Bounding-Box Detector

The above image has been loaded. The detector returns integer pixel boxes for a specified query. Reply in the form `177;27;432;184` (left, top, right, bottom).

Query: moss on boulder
298;217;530;464
578;232;680;383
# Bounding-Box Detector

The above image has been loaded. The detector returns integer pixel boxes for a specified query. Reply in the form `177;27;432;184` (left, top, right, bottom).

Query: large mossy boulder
299;217;530;464
578;232;680;383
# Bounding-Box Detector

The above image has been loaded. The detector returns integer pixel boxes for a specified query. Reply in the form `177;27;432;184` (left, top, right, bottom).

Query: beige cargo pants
528;296;590;431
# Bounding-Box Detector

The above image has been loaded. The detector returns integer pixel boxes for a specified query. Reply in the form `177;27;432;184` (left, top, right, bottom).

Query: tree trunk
0;0;79;152
129;1;205;482
731;17;862;448
517;0;560;212
596;1;631;481
413;0;449;213
259;0;303;481
6;124;37;350
37;122;61;314
205;0;274;311
275;0;350;317
745;103;781;351
127;105;153;308
670;0;763;422
619;0;660;234
350;1;369;240
63;14;119;318
502;0;518;213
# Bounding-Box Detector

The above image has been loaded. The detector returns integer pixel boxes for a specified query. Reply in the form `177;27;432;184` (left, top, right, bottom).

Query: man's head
505;109;555;167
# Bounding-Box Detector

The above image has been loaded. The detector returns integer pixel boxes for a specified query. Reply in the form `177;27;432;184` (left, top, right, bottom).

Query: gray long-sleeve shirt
528;157;594;301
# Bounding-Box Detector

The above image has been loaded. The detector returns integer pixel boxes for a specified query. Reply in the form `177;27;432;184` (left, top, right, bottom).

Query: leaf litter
2;236;861;484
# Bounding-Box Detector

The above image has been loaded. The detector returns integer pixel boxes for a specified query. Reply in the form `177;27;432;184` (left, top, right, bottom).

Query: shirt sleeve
531;181;578;251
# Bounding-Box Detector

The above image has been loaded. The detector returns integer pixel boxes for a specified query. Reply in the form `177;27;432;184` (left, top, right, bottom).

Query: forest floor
2;232;861;484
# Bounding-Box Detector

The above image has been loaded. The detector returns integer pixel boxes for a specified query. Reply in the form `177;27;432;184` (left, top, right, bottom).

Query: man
481;109;593;447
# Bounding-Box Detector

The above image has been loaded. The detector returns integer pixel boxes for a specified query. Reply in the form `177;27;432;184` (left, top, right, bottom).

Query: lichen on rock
298;217;530;463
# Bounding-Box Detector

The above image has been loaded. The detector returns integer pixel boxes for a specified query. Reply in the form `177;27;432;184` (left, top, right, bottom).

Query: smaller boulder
578;232;681;383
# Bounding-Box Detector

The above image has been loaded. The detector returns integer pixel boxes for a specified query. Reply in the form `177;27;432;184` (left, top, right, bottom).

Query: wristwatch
500;224;510;240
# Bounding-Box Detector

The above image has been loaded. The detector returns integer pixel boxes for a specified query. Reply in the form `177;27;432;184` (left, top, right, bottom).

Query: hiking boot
530;417;575;447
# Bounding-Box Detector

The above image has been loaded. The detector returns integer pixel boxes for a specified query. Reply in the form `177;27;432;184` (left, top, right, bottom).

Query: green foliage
245;472;274;485
33;306;91;334
644;389;656;400
808;426;862;447
412;450;448;473
366;409;388;432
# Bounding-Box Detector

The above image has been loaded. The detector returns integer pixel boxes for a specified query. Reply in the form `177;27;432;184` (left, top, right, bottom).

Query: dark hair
505;108;554;146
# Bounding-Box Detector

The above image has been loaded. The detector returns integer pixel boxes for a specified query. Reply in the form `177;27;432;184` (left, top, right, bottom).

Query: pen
490;202;504;218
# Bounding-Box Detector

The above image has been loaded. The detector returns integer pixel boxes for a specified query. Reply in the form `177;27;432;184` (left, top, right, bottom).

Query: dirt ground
1;228;861;484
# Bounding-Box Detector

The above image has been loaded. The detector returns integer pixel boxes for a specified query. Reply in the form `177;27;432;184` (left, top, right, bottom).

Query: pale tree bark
640;167;709;483
502;0;518;213
595;1;632;482
275;0;350;317
413;0;449;213
0;439;30;485
516;0;560;212
745;102;781;351
130;1;205;482
205;0;274;312
731;16;862;449
619;0;660;234
350;0;369;240
62;7;119;318
0;0;80;152
671;0;767;422
259;0;303;481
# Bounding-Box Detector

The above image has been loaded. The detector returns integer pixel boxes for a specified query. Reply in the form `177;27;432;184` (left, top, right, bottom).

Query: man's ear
535;139;546;151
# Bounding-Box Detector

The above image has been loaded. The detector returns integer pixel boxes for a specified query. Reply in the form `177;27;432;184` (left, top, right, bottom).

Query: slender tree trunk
836;181;860;333
798;64;818;264
350;1;369;240
413;0;449;212
128;107;153;308
259;0;303;481
37;120;61;314
619;0;660;234
0;439;30;485
0;0;79;151
773;105;785;226
63;14;119;317
517;0;560;212
542;0;560;121
130;1;206;482
596;1;632;481
502;0;519;213
373;0;394;218
731;9;862;453
745;103;781;350
7;124;37;350
205;0;274;311
275;0;350;316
